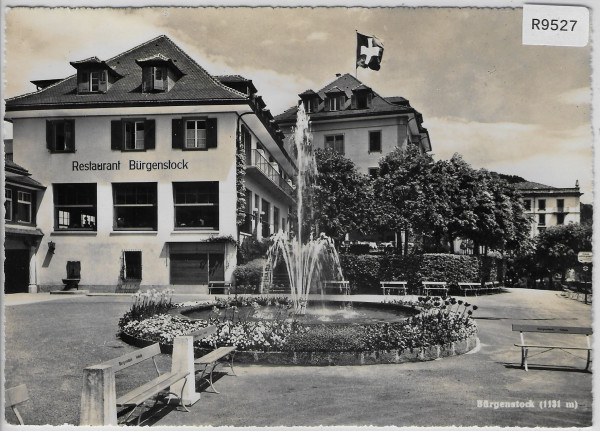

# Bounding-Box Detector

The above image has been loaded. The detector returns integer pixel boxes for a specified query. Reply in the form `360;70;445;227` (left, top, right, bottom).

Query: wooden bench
191;326;237;394
421;281;448;297
485;281;500;293
512;324;592;372
102;344;190;425
6;384;29;425
320;280;350;295
380;281;408;295
208;281;232;295
457;282;482;296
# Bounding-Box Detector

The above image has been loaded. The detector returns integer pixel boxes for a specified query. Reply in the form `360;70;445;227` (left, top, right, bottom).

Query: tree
375;145;451;254
535;223;592;285
311;148;375;244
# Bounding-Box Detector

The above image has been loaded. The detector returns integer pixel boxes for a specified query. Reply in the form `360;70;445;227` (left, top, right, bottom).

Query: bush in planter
233;258;264;290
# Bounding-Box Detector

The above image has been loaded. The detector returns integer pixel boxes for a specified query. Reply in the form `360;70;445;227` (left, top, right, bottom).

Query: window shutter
46;120;54;152
351;95;357;109
323;97;329;111
172;119;183;149
66;119;76;152
142;67;152;93
99;70;108;93
145;119;155;149
206;118;218;148
78;71;89;93
367;93;373;107
111;120;123;150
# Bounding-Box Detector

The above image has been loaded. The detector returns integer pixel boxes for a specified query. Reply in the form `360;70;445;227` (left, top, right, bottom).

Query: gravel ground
2;289;593;427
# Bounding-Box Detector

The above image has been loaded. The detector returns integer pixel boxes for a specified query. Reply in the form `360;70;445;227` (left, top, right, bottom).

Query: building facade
513;181;582;237
4;35;295;292
275;73;431;177
4;159;46;293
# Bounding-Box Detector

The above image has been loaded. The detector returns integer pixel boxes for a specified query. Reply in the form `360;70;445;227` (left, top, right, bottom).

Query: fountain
265;104;345;314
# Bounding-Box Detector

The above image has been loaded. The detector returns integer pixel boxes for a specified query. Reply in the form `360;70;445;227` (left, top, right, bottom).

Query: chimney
336;73;341;77
576;179;579;187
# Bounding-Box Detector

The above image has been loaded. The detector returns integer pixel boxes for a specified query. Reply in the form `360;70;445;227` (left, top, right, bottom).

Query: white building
513;181;582;237
275;73;431;177
4;35;296;292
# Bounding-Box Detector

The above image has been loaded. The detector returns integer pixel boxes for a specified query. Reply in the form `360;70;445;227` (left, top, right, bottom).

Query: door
4;250;29;293
170;253;208;285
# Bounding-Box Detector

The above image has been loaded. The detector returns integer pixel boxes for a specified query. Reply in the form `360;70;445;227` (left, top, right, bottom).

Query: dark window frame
172;117;217;150
53;183;97;231
111;118;155;152
46;119;76;153
5;188;13;221
173;182;219;230
113;182;158;231
369;130;382;153
538;199;546;211
324;134;345;155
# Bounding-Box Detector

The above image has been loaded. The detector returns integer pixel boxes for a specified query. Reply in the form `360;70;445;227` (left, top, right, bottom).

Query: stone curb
118;331;479;366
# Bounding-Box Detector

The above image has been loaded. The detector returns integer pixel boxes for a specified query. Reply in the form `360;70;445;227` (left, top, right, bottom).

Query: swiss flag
356;33;384;71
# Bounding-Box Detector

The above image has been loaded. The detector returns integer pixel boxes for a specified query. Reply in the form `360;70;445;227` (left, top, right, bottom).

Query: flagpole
355;29;358;78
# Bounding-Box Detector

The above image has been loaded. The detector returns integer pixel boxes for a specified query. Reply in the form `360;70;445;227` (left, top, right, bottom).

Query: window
328;95;345;111
303;98;319;113
17;191;32;223
122;250;142;280
324;134;344;155
274;206;280;233
186;120;207;149
46;120;75;153
142;66;167;92
368;167;380;178
111;119;155;151
254;194;261;231
78;70;107;93
172;118;217;150
282;217;286;233
355;92;372;109
538;199;546;211
369;131;382;153
538;214;546;226
557;213;565;225
113;183;157;230
261;199;270;237
557;199;565;211
241;189;253;234
523;199;531;211
5;189;12;221
242;126;252;164
173;182;219;229
54;183;97;230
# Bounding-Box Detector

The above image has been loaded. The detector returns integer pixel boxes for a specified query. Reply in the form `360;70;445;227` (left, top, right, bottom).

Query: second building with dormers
5;35;296;292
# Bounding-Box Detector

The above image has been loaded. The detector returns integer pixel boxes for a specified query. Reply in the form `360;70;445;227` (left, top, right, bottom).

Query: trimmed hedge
233;258;264;288
340;253;499;293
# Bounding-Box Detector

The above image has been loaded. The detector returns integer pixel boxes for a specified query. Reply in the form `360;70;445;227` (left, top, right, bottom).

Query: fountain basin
180;300;418;324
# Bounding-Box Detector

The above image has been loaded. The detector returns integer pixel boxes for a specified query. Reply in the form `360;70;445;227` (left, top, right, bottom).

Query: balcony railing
251;149;295;197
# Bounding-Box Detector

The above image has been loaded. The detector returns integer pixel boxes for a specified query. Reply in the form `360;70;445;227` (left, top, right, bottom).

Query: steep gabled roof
6;35;248;110
274;73;413;123
5;159;45;189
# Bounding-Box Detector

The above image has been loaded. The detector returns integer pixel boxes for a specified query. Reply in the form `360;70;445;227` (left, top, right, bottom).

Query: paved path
2;288;593;427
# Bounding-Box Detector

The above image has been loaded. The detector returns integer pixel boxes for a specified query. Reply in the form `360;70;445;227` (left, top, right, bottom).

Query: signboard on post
578;251;593;263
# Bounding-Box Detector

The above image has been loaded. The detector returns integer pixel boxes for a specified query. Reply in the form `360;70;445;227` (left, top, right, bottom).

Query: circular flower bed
118;295;479;365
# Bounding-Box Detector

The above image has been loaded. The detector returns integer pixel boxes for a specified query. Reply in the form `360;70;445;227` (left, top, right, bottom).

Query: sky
2;6;593;202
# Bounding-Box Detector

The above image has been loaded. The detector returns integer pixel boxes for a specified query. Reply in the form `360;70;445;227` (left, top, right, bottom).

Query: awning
5;226;45;237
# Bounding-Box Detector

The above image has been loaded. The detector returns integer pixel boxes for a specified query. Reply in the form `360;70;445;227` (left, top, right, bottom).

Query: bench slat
512;325;592;335
195;346;236;364
103;344;162;372
514;344;591;350
116;371;189;407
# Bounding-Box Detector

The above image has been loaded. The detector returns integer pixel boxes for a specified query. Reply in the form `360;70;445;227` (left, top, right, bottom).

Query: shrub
237;237;270;264
233;258;264;289
340;253;499;293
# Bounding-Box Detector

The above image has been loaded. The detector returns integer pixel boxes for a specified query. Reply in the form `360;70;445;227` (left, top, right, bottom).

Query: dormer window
144;66;167;92
78;70;107;93
303;98;319;113
70;57;120;94
328;95;345;111
351;85;373;109
136;54;185;94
